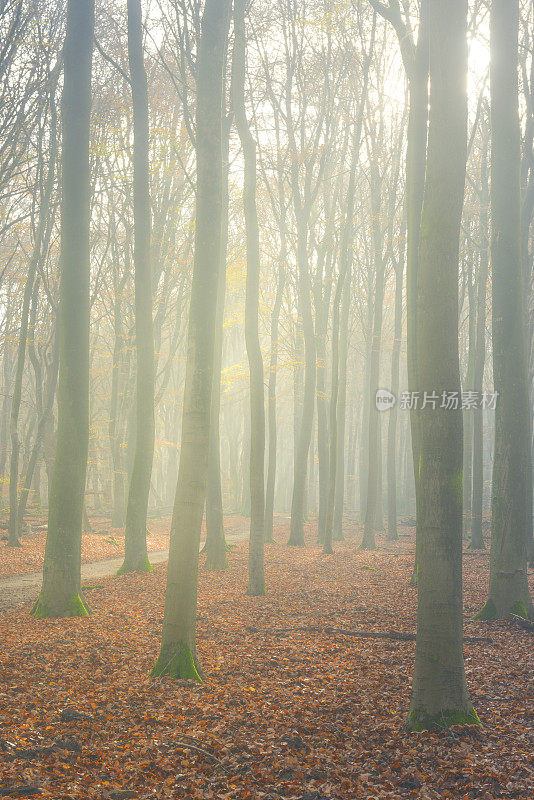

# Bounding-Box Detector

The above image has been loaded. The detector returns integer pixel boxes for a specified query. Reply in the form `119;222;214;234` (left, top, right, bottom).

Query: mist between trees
0;0;533;733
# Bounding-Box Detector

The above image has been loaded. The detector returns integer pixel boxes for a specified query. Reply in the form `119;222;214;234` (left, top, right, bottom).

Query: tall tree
151;0;231;679
205;112;231;571
406;0;478;730
370;0;429;579
31;0;95;618
477;0;534;620
232;0;266;595
469;121;490;550
119;0;156;575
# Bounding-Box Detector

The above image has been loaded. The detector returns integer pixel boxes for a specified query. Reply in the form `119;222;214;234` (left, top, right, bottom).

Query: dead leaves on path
0;524;532;799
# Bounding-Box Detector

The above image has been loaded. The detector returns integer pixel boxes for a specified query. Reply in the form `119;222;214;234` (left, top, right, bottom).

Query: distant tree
119;0;156;575
232;0;266;594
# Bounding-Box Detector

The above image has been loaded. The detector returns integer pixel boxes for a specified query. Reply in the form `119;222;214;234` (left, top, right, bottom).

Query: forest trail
0;525;253;612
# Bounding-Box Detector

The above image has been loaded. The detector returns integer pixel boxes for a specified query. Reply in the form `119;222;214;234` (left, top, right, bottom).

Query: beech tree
119;0;156;575
32;0;95;618
232;0;266;594
477;0;534;620
151;0;231;680
406;0;478;730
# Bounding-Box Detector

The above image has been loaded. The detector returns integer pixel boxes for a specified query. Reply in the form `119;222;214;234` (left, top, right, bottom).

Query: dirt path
0;527;252;612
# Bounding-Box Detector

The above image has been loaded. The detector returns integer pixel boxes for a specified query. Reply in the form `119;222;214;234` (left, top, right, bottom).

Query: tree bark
406;0;477;730
151;0;231;679
120;0;156;574
477;0;534;620
387;224;405;541
232;0;265;595
205;114;231;571
469;132;489;550
32;0;95;618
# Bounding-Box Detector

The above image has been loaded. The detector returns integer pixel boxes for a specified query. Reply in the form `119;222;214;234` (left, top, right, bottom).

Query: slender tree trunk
462;259;475;538
109;285;127;528
359;301;372;520
205;116;231;571
289;219;316;546
120;0;156;574
232;0;265;595
387;228;405;541
151;0;231;679
32;0;95;618
314;266;330;545
264;260;286;542
333;265;352;542
17;334;59;531
323;261;347;554
477;0;534;620
361;165;386;550
406;0;477;730
470;137;489;549
8;103;57;547
8;269;37;547
406;0;429;583
0;312;13;508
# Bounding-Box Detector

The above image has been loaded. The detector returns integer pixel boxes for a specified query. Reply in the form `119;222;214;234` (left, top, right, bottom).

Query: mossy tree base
30;593;90;619
116;554;153;576
288;537;305;547
359;536;377;551
468;538;485;551
150;642;202;682
7;538;22;548
475;599;531;621
405;707;481;732
205;552;228;570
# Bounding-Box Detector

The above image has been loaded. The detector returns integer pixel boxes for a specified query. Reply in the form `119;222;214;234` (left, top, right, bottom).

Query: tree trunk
323;263;346;554
477;0;534;620
264;260;286;542
120;0;156;574
289;219;316;546
232;0;265;595
205;115;231;571
333;265;352;542
469;135;489;550
361;163;386;550
8;99;57;547
462;257;475;538
17;333;59;531
32;0;95;618
387;229;405;541
151;0;231;679
406;0;477;730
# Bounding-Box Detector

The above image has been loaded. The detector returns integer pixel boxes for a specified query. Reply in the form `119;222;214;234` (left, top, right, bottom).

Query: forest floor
0;521;532;800
0;514;252;580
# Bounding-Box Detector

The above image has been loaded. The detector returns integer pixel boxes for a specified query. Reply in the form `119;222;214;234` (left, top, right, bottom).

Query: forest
0;0;533;798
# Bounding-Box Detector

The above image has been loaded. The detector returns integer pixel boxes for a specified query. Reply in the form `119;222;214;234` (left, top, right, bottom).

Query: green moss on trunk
405;707;481;732
509;601;528;619
474;599;497;620
475;598;530;620
150;643;202;682
117;554;153;575
30;593;89;619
